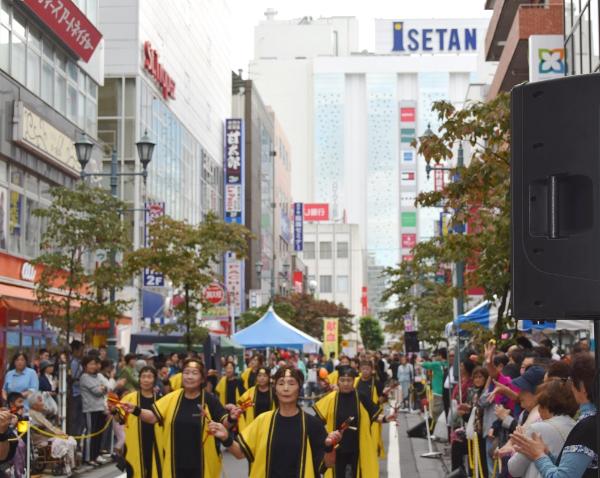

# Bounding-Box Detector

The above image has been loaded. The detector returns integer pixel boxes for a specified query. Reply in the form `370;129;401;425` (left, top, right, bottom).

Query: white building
99;0;234;335
299;222;364;347
251;14;495;316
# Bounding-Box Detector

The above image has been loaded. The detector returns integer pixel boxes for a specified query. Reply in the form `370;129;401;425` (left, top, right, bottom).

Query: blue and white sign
375;19;486;55
143;201;165;287
293;202;303;252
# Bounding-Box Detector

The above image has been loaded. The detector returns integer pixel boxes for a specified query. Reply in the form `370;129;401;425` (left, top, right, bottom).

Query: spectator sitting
28;392;77;475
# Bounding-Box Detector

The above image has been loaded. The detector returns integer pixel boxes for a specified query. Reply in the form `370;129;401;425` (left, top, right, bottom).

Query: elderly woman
512;353;597;478
123;357;242;478
1;353;38;406
28;392;77;475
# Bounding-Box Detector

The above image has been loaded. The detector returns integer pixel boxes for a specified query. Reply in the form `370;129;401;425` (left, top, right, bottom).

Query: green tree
383;93;511;339
238;293;354;340
359;316;384;351
32;183;132;344
126;213;252;351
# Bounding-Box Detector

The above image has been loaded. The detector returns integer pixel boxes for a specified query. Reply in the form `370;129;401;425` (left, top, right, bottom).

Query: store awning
0;283;42;314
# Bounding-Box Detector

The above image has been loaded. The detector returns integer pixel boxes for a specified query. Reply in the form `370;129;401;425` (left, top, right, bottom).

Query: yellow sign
323;318;339;359
13;101;80;174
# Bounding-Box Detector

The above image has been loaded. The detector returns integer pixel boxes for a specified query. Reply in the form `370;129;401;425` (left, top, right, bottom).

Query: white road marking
387;422;401;478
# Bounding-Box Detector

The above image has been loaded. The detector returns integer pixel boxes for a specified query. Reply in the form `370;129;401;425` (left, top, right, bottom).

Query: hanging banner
143;202;165;286
323;318;339;359
293;202;303;251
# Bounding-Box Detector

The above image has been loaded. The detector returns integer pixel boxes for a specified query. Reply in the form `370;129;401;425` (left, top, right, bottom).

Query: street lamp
74;130;155;362
308;279;317;296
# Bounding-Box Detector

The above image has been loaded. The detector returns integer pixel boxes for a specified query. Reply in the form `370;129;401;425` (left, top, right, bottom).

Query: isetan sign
22;0;102;62
143;42;176;100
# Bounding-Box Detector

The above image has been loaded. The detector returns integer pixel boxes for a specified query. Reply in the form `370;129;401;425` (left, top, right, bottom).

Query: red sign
204;283;225;305
293;271;304;293
23;0;102;62
400;107;416;122
402;254;414;262
434;169;445;191
361;286;368;316
401;233;417;249
303;203;330;221
144;41;176;100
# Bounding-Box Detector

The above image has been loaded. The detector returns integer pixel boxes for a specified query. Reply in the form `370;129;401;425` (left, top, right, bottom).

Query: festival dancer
121;366;161;478
355;359;387;459
215;361;246;408
122;357;242;478
237;366;274;428
314;366;396;478
212;366;340;477
241;354;264;389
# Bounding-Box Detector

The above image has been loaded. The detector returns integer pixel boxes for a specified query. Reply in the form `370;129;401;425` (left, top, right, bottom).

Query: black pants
335;451;359;478
450;436;488;478
175;468;202;478
84;411;105;462
68;394;83;437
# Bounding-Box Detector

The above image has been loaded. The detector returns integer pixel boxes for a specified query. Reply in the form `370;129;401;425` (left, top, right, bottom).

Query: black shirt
254;388;272;417
335;391;381;453
268;411;327;478
173;392;228;471
357;377;384;401
556;413;598;478
248;370;257;388
140;394;155;477
225;378;245;405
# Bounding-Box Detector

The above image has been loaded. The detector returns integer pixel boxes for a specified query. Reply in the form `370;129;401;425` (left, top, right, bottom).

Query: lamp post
308;279;317;297
269;150;277;302
255;261;263;306
74;131;155;361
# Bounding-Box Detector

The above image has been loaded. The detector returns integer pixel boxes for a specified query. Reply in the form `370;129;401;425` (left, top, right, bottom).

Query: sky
229;0;492;73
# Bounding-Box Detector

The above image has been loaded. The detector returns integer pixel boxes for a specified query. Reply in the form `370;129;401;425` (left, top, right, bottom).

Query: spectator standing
389;353;400;382
118;354;139;393
396;354;413;410
419;349;447;421
2;352;38;407
80;355;109;466
68;340;85;436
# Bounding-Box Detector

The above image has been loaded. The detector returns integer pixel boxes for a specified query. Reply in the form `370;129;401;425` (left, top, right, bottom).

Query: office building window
303;241;315;259
337;275;349;293
337;241;349;258
319;275;332;293
565;0;599;74
320;241;332;259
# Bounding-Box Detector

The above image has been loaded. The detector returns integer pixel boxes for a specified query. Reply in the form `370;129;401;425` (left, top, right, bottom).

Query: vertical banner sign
293;202;303;251
143;202;165;286
323;318;339;359
224;119;245;316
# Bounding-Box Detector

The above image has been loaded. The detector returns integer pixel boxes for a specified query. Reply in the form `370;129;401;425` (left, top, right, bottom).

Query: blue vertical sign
224;119;245;315
293;202;303;251
143;201;165;286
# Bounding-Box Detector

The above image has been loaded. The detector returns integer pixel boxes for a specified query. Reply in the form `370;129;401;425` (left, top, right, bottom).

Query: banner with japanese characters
224;119;245;315
323;318;339;359
143;202;165;286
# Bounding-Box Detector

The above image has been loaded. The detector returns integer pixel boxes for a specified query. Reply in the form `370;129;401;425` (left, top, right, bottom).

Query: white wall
100;0;232;164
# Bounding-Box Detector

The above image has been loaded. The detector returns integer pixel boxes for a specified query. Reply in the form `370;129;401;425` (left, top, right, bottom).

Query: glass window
24;173;37;194
0;159;6;182
67;83;77;122
28;24;41;52
125;77;135;116
26;49;40;94
55;50;66;72
10;166;23;186
23;197;38;257
86;0;98;25
9;191;22;254
77;91;85;127
319;241;332;259
11;34;25;84
0;26;8;72
39;180;52;201
0;0;9;27
12;11;25;39
67;60;77;83
303;241;315;259
55;73;66;114
86;76;97;99
42;38;52;61
319;275;332;293
337;241;349;258
337;275;349;293
98;77;121;116
41;60;53;104
86;96;96;135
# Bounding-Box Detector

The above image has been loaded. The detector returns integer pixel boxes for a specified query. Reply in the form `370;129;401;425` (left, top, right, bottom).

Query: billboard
303;203;330;221
401;233;417;249
143;201;165;287
323;318;339;359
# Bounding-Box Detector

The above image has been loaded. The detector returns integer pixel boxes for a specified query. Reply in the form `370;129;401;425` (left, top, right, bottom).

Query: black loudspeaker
405;331;420;353
406;419;428;439
512;74;600;319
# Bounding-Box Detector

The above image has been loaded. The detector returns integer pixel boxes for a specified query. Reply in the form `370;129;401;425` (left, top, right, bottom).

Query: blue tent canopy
455;301;496;330
233;307;322;352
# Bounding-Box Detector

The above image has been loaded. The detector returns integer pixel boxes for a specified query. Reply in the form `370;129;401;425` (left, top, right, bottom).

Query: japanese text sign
224;119;244;224
293;202;303;251
323;318;339;359
303;203;330;221
143;202;165;287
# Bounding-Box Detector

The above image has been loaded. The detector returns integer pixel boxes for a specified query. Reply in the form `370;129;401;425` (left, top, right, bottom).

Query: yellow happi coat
355;375;385;459
122;391;158;478
169;372;182;390
238;385;275;430
238;409;319;478
241;367;256;389
327;370;339;386
215;377;244;407
313;390;379;478
150;388;223;478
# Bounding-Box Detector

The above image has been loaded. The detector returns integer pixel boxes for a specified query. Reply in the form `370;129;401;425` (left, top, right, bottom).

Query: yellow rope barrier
29;416;113;440
472;433;485;478
492;455;499;478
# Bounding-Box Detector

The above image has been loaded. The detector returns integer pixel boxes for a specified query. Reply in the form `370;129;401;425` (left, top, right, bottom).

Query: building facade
0;0;104;376
564;0;599;73
99;0;233;335
252;15;494;317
